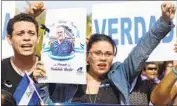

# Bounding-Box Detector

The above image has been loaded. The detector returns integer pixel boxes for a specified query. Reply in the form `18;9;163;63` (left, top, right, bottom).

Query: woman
36;34;121;104
71;34;119;104
33;2;176;105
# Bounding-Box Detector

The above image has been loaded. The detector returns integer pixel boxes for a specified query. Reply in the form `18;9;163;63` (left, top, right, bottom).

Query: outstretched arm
151;66;177;105
151;32;177;105
122;2;176;82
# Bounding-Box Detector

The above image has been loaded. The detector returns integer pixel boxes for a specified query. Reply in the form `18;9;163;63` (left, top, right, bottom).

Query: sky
16;1;124;14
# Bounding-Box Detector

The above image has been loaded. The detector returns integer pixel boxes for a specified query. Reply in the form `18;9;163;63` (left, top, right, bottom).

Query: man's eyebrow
15;30;25;34
28;30;35;33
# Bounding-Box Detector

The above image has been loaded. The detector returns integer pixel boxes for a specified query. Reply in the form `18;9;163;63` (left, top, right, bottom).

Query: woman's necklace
86;72;102;104
87;86;98;104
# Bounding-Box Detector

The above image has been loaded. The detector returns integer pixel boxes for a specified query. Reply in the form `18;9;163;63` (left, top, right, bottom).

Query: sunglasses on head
147;67;157;70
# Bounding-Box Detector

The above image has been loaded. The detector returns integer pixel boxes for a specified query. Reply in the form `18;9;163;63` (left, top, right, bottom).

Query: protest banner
39;8;87;84
92;1;177;62
2;1;15;59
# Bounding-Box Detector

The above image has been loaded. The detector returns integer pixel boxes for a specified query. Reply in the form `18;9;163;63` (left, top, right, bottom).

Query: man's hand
33;61;46;82
28;1;45;17
161;2;176;23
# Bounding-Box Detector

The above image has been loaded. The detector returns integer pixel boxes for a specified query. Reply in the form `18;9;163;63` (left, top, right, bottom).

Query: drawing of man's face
56;26;65;42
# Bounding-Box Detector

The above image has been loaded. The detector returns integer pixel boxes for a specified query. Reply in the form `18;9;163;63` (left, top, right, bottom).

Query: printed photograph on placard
39;8;87;84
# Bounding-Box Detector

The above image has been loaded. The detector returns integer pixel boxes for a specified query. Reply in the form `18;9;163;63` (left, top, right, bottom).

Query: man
1;1;45;94
129;62;160;105
1;2;45;94
50;25;74;56
1;13;40;94
141;62;160;83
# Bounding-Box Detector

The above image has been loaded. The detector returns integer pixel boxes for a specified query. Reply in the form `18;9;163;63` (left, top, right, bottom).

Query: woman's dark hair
87;33;117;55
1;89;16;106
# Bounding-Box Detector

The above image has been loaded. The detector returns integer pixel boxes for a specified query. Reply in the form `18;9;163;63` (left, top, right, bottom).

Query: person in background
141;62;160;83
129;62;159;105
33;2;176;105
1;89;16;106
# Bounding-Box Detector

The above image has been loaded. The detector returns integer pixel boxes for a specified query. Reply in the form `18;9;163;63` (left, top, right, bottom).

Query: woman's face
87;41;114;77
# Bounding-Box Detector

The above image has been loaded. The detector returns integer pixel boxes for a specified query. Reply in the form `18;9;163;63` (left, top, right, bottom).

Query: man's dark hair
6;13;39;37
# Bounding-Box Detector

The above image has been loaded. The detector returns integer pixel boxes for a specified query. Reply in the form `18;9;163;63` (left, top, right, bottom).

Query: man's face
56;27;65;41
143;64;158;80
7;21;39;56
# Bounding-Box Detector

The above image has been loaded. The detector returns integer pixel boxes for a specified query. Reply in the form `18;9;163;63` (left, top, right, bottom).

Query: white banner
2;1;15;59
92;1;177;62
39;8;87;84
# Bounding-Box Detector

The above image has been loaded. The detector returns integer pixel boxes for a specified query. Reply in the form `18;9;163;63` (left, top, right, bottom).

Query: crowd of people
1;1;177;105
